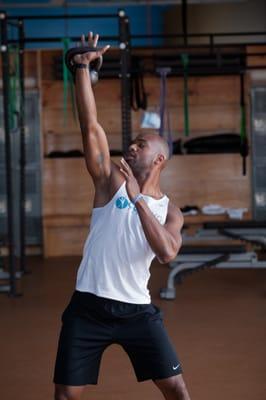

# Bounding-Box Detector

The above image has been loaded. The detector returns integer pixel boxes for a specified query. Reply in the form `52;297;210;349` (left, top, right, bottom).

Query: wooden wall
3;46;265;256
0;50;40;87
42;75;242;154
42;154;251;257
39;48;254;256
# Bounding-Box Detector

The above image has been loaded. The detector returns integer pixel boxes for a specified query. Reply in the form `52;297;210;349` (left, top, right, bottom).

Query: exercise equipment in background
160;220;266;300
62;38;76;124
182;133;242;154
157;67;173;155
1;11;128;296
239;71;249;176
65;46;103;85
131;56;147;111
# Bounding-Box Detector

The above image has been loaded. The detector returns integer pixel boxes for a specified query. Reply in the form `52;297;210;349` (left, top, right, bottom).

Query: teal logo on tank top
115;196;137;212
116;196;129;209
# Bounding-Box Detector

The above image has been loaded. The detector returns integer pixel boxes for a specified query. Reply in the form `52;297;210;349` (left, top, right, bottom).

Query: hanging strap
157;67;173;156
181;53;190;137
131;57;147;111
158;68;166;137
166;96;173;156
240;71;248;176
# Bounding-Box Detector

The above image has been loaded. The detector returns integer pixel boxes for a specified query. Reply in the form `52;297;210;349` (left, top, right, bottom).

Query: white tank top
76;181;169;304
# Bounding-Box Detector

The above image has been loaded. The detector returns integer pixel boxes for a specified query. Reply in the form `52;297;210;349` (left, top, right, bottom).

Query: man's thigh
117;304;183;382
53;292;114;386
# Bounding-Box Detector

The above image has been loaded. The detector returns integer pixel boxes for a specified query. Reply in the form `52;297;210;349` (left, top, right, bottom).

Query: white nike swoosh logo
172;364;180;370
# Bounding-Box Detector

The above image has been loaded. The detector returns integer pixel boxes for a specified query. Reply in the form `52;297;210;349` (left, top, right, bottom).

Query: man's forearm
135;200;181;263
75;67;98;133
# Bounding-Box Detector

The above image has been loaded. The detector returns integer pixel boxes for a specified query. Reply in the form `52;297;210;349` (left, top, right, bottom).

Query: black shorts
53;291;182;386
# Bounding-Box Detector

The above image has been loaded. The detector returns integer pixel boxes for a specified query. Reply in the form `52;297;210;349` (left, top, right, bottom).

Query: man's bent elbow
158;252;176;264
157;249;178;264
158;240;182;264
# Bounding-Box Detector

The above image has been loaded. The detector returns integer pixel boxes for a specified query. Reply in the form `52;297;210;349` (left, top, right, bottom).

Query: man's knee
154;374;190;399
54;384;84;400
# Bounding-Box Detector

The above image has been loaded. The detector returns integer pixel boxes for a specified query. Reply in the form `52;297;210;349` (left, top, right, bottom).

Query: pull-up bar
9;36;119;44
131;31;266;38
8;13;119;20
6;19;21;28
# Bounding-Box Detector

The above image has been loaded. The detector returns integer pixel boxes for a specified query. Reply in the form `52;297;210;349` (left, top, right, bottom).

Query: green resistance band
181;53;190;137
62;38;77;125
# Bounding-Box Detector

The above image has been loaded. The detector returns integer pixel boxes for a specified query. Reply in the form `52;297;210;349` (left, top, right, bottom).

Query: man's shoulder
167;201;183;216
167;201;184;225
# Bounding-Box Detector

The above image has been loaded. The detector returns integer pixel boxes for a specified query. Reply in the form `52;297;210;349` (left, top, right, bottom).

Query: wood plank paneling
43;223;89;257
41;49;61;81
246;45;266;67
143;75;240;106
42;79;121;106
43;154;251;256
0;46;259;256
41;70;241;156
43;158;94;216
161;154;251;208
0;50;38;87
39;49;253;256
43;155;250;217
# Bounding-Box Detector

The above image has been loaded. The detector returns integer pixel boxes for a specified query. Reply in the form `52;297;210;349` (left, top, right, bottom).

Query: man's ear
154;154;165;165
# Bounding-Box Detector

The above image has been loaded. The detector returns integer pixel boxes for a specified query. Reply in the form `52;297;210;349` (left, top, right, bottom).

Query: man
53;32;191;400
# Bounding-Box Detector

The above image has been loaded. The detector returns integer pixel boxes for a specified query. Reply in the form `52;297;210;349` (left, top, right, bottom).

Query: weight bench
160;242;266;300
203;220;266;249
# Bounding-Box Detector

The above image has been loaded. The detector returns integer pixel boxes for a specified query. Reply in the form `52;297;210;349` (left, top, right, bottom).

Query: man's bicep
164;206;184;249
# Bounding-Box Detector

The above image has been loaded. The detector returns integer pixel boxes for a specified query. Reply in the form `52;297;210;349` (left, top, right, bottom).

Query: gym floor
0;257;265;400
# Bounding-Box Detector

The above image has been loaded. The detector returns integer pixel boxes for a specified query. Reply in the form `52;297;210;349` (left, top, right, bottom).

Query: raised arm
74;33;111;183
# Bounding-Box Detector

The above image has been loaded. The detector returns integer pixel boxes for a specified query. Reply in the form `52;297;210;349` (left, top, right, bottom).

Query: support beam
18;19;27;274
182;0;188;46
118;10;132;153
0;11;17;296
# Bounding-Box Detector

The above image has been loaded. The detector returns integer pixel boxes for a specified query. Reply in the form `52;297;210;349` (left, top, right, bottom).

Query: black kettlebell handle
65;46;103;85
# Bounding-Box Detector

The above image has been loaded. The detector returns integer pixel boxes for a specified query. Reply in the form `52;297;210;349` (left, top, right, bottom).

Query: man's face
124;135;157;172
